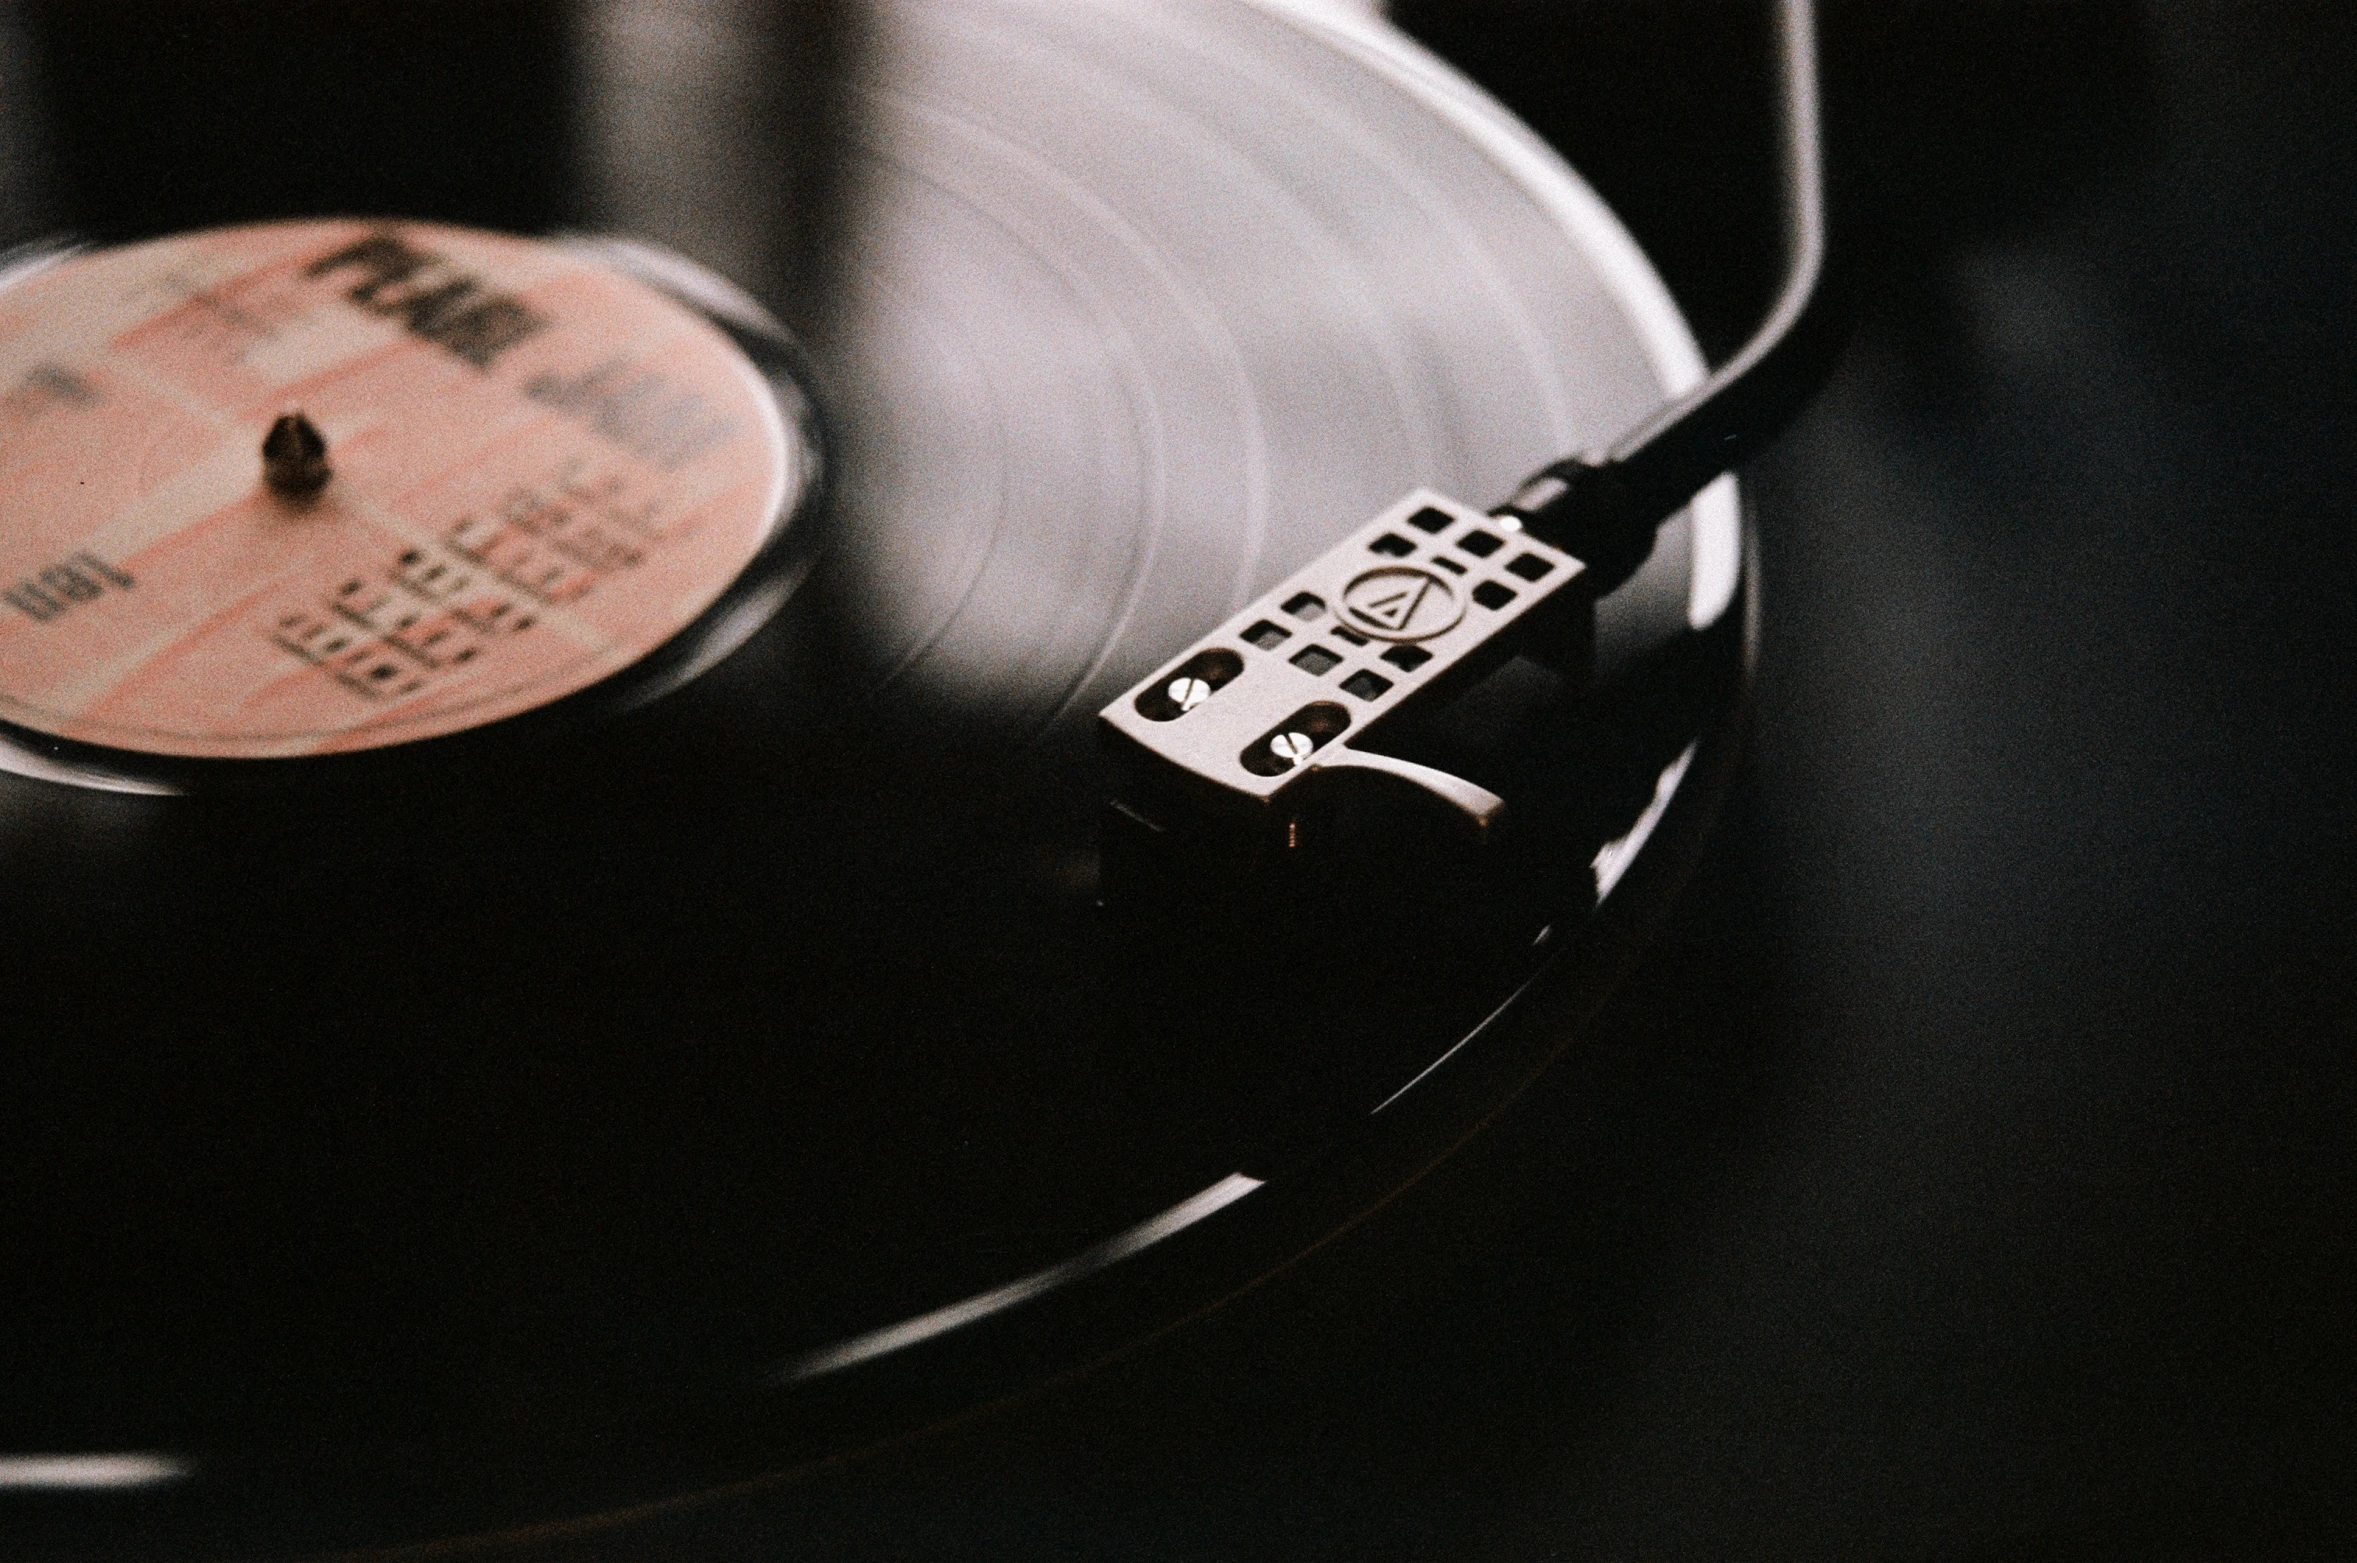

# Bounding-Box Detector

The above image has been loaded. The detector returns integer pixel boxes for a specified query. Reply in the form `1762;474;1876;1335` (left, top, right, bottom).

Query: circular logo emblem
1340;565;1462;642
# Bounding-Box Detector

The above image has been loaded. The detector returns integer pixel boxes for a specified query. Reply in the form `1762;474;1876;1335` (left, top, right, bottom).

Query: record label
0;219;795;760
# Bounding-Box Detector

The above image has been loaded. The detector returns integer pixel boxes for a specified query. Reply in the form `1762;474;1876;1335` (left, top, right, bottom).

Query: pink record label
0;219;795;759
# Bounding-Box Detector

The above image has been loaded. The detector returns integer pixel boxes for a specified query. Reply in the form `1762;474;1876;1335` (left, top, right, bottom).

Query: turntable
0;0;1837;1554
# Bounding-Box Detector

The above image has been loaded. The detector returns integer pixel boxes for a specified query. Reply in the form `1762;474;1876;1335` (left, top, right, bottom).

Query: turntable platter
0;1;1745;1550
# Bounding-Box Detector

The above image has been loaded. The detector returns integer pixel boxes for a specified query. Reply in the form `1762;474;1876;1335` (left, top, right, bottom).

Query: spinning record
0;0;1755;1554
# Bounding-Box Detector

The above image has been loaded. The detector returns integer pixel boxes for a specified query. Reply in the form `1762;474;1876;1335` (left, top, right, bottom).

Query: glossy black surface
0;2;1750;1553
642;7;2350;1559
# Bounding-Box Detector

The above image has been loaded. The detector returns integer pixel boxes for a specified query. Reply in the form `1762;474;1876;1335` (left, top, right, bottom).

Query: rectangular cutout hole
1243;619;1291;650
1506;553;1554;581
1430;555;1466;575
1281;591;1326;620
1289;644;1342;676
1406;506;1452;534
1329;625;1368;646
1368;533;1415;557
1381;644;1432;672
1471;581;1517;610
1340;669;1392;701
1457;529;1504;558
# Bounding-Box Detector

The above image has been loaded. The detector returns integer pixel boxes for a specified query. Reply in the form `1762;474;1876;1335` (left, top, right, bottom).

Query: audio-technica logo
1341;566;1463;641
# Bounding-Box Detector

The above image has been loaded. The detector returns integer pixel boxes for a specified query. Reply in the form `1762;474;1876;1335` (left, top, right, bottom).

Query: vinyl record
0;1;1750;1554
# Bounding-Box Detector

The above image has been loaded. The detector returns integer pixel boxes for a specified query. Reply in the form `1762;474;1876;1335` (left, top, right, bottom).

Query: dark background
582;4;2353;1558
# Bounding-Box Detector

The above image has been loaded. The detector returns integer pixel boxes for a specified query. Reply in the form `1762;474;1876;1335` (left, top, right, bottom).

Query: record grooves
0;1;1765;1555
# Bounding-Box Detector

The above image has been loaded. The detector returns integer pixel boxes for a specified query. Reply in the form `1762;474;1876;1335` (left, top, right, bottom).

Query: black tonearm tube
1492;0;1842;593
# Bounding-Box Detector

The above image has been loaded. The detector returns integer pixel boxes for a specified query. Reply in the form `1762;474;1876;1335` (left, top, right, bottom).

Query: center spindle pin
261;412;332;501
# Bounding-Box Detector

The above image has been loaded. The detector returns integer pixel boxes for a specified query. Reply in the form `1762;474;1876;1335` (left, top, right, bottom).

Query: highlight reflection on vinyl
815;1;1733;734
